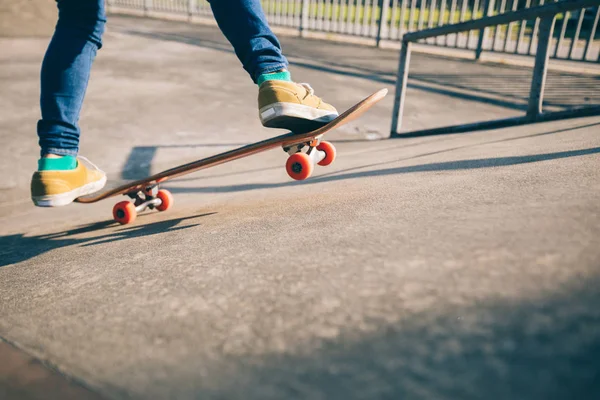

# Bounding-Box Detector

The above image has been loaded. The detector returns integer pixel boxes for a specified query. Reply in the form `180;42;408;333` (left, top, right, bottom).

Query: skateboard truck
126;185;163;213
113;184;174;225
284;135;336;181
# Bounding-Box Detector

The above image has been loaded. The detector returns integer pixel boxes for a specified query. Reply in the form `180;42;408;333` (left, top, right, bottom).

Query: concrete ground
1;14;600;400
0;0;56;37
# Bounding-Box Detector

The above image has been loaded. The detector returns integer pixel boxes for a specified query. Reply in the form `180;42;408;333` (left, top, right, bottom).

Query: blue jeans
38;0;289;156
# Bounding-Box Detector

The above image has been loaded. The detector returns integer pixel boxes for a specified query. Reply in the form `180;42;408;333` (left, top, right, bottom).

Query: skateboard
75;88;387;224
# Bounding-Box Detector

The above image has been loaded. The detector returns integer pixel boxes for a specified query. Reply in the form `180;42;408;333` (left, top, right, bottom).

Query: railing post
188;0;194;20
390;40;412;137
527;16;554;120
299;0;310;37
144;0;152;17
475;0;495;60
376;0;390;47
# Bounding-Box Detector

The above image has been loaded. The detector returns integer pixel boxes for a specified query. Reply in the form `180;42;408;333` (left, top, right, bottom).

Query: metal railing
107;0;600;63
391;0;600;137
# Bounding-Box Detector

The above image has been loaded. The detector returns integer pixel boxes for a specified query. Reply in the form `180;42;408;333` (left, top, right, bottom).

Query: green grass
259;1;485;27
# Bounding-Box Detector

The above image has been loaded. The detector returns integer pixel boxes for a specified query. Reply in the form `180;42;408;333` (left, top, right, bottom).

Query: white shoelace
299;82;315;96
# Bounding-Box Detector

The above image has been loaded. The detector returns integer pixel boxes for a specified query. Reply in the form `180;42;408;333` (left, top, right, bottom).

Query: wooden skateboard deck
76;88;387;224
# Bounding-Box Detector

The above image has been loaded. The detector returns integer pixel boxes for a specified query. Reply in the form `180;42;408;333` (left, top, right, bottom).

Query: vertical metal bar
325;0;331;31
528;0;545;56
568;8;585;59
408;0;417;32
277;0;282;24
458;0;467;22
467;0;481;49
370;0;379;37
515;0;531;54
527;17;554;120
491;0;506;52
331;0;339;31
376;0;390;46
427;0;437;44
292;0;297;27
326;0;332;31
354;0;363;35
365;0;372;35
338;0;347;33
418;0;427;32
437;0;447;27
447;0;457;45
362;0;372;36
289;0;295;26
316;0;324;31
391;40;412;136
454;0;467;48
583;7;600;61
300;0;309;36
399;0;407;38
502;0;518;52
437;0;447;45
553;11;570;58
467;0;483;49
187;0;194;20
475;0;495;59
349;0;355;34
344;0;352;34
389;0;399;39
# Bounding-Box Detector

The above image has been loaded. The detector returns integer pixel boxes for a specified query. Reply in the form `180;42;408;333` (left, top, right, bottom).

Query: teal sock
38;155;77;171
257;70;292;86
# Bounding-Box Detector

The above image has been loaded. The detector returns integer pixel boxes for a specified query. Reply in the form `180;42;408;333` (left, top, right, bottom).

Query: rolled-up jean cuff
254;63;289;83
41;147;78;157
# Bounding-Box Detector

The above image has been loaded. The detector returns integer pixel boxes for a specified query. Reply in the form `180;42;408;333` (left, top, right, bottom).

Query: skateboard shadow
165;145;600;195
0;212;216;268
160;123;600;194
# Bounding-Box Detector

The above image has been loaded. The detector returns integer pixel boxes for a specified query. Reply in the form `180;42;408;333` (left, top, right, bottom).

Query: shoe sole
32;175;107;207
260;102;338;132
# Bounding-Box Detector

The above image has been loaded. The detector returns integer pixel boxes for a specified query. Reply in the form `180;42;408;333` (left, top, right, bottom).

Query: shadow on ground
164;146;600;194
0;213;216;267
115;22;600;111
144;274;600;399
118;120;600;181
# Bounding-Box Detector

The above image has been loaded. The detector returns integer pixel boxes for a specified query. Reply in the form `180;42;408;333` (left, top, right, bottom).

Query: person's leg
210;0;338;132
209;0;287;82
31;0;106;207
37;0;106;158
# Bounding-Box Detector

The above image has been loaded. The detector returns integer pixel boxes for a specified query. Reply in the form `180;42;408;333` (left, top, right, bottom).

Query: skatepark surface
1;14;599;399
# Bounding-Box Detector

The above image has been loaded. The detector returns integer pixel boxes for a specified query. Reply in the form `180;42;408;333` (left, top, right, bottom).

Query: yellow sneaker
31;156;106;207
258;80;338;132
